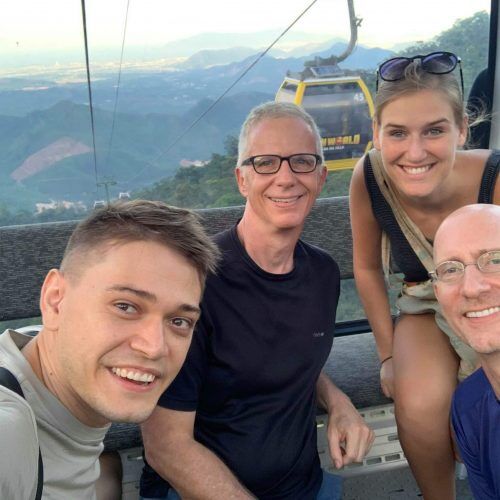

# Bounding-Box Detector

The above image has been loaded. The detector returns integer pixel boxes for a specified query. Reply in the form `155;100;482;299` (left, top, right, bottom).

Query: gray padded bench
0;196;391;457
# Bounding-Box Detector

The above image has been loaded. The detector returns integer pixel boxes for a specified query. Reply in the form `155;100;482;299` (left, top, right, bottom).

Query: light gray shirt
0;329;110;499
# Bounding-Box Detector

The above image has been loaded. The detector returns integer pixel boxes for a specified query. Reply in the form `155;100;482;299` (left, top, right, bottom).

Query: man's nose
461;264;492;298
274;159;296;183
130;319;167;359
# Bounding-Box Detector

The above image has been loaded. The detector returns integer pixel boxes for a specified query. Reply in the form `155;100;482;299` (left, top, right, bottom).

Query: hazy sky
0;0;490;52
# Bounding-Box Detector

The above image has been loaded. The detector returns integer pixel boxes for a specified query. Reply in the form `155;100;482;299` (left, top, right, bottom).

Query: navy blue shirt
141;226;340;499
452;368;500;499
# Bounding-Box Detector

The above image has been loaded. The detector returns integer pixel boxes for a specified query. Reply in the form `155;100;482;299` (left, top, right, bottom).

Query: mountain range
0;37;393;210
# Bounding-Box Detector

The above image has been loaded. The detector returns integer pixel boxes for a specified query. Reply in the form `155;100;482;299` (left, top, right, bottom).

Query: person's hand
327;400;375;469
380;357;394;399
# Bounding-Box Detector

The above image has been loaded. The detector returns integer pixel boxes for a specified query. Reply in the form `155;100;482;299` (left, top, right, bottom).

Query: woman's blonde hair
374;60;465;127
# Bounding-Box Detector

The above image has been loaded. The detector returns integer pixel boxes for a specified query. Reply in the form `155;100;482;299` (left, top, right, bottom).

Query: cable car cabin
276;73;374;171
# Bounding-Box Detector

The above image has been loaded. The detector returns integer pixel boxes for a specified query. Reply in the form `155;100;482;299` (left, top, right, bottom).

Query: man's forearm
316;371;354;413
146;437;255;500
316;371;374;466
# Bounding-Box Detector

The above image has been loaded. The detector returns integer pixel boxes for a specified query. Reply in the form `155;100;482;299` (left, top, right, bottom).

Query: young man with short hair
0;200;219;499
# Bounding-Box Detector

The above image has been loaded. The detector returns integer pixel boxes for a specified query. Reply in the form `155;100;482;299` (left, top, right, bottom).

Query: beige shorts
395;280;477;381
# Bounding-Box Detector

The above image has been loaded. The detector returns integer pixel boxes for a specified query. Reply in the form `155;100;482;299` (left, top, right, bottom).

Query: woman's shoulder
352;152;369;175
455;148;492;165
455;149;500;203
350;154;368;191
454;149;493;181
455;148;494;168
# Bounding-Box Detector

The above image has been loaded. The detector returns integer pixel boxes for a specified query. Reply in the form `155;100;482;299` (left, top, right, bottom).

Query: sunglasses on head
376;51;464;96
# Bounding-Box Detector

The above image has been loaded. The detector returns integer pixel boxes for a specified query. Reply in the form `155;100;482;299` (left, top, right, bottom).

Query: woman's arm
349;158;396;396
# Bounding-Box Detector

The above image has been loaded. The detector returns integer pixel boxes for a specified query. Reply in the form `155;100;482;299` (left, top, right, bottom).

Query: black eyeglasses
241;154;321;174
376;51;464;96
429;250;500;283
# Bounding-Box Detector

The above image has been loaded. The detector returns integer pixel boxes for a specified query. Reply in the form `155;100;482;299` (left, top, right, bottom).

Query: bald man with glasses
432;204;500;500
140;102;374;500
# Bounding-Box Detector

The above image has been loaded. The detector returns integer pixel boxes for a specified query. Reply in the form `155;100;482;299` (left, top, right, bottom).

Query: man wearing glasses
432;204;500;500
140;102;374;500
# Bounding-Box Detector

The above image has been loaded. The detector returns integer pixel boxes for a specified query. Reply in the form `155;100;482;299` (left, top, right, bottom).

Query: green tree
397;11;489;95
136;143;241;209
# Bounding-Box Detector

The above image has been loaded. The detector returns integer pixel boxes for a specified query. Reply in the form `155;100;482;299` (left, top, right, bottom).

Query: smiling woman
372;89;467;199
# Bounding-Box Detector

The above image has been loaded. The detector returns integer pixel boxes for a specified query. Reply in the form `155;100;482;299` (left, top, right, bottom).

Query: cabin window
276;82;298;103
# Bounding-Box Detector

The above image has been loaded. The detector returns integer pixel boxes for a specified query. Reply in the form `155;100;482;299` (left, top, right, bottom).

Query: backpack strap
0;367;43;500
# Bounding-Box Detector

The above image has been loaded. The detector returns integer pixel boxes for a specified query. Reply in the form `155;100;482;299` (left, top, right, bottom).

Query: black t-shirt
141;226;340;499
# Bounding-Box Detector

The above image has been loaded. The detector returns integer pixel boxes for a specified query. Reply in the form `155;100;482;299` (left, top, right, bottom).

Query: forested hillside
397;11;489;93
0;9;490;226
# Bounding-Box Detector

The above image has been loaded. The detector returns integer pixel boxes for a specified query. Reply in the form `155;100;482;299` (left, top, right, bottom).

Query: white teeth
270;196;299;203
111;367;155;383
466;307;500;318
403;165;431;175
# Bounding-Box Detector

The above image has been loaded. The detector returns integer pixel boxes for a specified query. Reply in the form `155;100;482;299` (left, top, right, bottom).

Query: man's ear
235;166;249;198
40;269;66;331
433;281;440;301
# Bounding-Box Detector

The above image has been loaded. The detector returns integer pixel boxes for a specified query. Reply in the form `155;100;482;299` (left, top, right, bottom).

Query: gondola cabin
276;71;374;171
